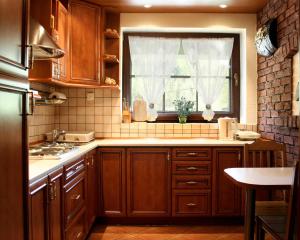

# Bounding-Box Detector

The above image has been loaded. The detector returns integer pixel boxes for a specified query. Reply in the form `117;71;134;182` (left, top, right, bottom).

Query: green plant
173;97;195;117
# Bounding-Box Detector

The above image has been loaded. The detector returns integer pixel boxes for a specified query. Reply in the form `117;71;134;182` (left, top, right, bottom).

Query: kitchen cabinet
69;0;101;85
0;88;28;240
212;148;242;216
29;0;69;84
126;148;171;217
86;150;97;230
29;176;48;240
29;168;64;240
0;0;29;79
98;148;126;217
48;168;63;240
172;147;212;217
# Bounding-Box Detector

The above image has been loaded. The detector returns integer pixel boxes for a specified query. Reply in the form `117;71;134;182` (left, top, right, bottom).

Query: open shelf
103;54;119;64
104;29;120;39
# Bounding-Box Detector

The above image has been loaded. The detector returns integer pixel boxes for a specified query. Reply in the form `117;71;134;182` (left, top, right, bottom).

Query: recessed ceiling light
219;4;227;8
144;4;152;8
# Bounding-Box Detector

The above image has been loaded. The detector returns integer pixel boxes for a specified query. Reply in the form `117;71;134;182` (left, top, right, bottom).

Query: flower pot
178;115;187;124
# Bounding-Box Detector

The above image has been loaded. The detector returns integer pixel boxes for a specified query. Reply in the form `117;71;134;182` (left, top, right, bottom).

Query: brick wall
257;0;299;164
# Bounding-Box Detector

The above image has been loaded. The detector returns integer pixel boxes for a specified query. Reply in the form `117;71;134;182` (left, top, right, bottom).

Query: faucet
52;129;66;143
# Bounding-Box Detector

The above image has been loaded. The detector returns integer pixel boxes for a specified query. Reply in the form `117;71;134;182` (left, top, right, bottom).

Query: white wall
120;13;258;124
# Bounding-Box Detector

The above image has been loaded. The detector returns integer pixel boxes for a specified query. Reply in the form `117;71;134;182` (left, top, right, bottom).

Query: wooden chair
256;161;299;240
244;138;288;216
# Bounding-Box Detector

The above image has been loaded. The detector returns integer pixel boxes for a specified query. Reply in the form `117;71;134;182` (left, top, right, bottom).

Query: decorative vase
178;115;187;124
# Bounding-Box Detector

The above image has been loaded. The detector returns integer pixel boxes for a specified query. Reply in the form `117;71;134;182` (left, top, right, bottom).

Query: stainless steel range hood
29;18;65;61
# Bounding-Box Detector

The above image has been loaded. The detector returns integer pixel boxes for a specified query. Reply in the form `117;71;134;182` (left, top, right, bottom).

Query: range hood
29;18;65;60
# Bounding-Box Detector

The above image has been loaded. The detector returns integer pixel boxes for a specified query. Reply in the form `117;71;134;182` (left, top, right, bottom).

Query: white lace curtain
128;36;180;109
182;38;234;121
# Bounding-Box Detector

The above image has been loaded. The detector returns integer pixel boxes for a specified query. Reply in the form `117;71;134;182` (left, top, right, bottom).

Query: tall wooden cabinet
98;148;126;217
212;148;242;216
0;87;28;240
126;148;171;217
69;0;101;85
0;0;29;79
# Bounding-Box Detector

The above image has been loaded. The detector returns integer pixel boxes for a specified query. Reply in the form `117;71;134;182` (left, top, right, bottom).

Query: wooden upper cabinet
0;0;28;79
29;0;69;84
55;1;69;81
127;148;171;217
69;1;101;85
98;148;126;217
212;148;242;216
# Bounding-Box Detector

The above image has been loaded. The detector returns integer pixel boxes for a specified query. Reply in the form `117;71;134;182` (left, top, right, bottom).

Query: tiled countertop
29;138;252;184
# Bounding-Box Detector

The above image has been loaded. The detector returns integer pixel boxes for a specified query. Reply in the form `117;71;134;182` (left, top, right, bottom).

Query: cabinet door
212;148;242;216
69;1;100;84
0;89;27;240
0;0;28;78
48;168;63;240
87;151;97;229
29;177;49;240
127;148;171;217
98;148;126;216
56;1;69;81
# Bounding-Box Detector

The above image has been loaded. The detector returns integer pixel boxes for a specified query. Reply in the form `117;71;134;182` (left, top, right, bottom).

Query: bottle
122;98;131;123
132;96;147;122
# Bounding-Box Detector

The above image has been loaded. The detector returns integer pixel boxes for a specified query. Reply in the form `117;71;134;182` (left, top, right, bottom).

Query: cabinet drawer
65;208;86;240
172;161;211;175
64;158;85;183
172;175;211;189
172;190;211;216
172;148;211;161
64;173;86;225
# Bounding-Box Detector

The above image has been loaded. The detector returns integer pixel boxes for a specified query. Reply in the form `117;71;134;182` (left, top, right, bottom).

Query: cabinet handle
25;91;34;115
186;152;198;156
186;203;197;207
186;167;199;171
71;194;81;200
91;156;94;166
49;182;55;200
76;231;83;239
167;152;170;161
186;181;198;185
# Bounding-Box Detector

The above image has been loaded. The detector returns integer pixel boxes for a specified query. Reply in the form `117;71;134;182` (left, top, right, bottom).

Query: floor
88;224;273;240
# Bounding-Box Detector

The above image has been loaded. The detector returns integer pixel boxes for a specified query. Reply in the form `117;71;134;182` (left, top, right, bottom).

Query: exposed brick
257;0;299;164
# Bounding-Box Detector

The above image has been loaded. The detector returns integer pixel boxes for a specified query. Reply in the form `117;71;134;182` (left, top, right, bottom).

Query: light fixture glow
219;4;227;8
144;4;152;8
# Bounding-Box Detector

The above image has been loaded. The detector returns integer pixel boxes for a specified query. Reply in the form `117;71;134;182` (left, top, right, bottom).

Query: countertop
29;138;252;184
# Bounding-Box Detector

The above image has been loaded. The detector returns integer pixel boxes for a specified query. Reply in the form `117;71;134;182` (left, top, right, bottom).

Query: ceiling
87;0;268;13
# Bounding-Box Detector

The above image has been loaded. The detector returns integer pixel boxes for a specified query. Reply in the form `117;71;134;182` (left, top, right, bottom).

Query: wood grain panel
98;148;126;216
212;148;242;216
127;148;171;217
69;1;100;84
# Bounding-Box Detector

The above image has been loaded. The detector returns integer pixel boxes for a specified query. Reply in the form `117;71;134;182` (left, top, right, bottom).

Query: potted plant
173;97;195;124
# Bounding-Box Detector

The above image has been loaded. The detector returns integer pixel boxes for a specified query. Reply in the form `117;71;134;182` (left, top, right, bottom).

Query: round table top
224;167;294;190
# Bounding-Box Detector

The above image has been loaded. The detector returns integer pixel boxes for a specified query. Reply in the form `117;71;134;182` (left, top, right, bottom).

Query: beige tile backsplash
28;86;257;143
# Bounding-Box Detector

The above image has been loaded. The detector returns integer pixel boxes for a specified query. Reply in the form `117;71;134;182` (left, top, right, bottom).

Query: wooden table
224;167;294;240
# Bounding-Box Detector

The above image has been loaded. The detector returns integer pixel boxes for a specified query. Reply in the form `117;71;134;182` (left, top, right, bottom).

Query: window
123;32;240;122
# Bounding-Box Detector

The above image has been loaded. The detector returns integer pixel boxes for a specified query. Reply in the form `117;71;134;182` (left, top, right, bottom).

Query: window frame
122;32;240;123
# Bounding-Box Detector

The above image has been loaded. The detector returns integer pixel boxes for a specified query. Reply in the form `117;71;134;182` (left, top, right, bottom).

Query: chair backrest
285;161;299;240
244;138;286;168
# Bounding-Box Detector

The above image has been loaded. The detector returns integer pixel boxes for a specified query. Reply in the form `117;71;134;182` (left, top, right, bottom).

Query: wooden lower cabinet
65;207;86;240
98;148;126;217
212;148;242;216
48;169;64;240
126;148;171;217
29;168;64;240
29;176;48;240
87;150;97;230
172;190;211;216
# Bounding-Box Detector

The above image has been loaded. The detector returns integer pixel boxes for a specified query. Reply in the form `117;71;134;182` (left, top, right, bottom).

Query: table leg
244;189;256;240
